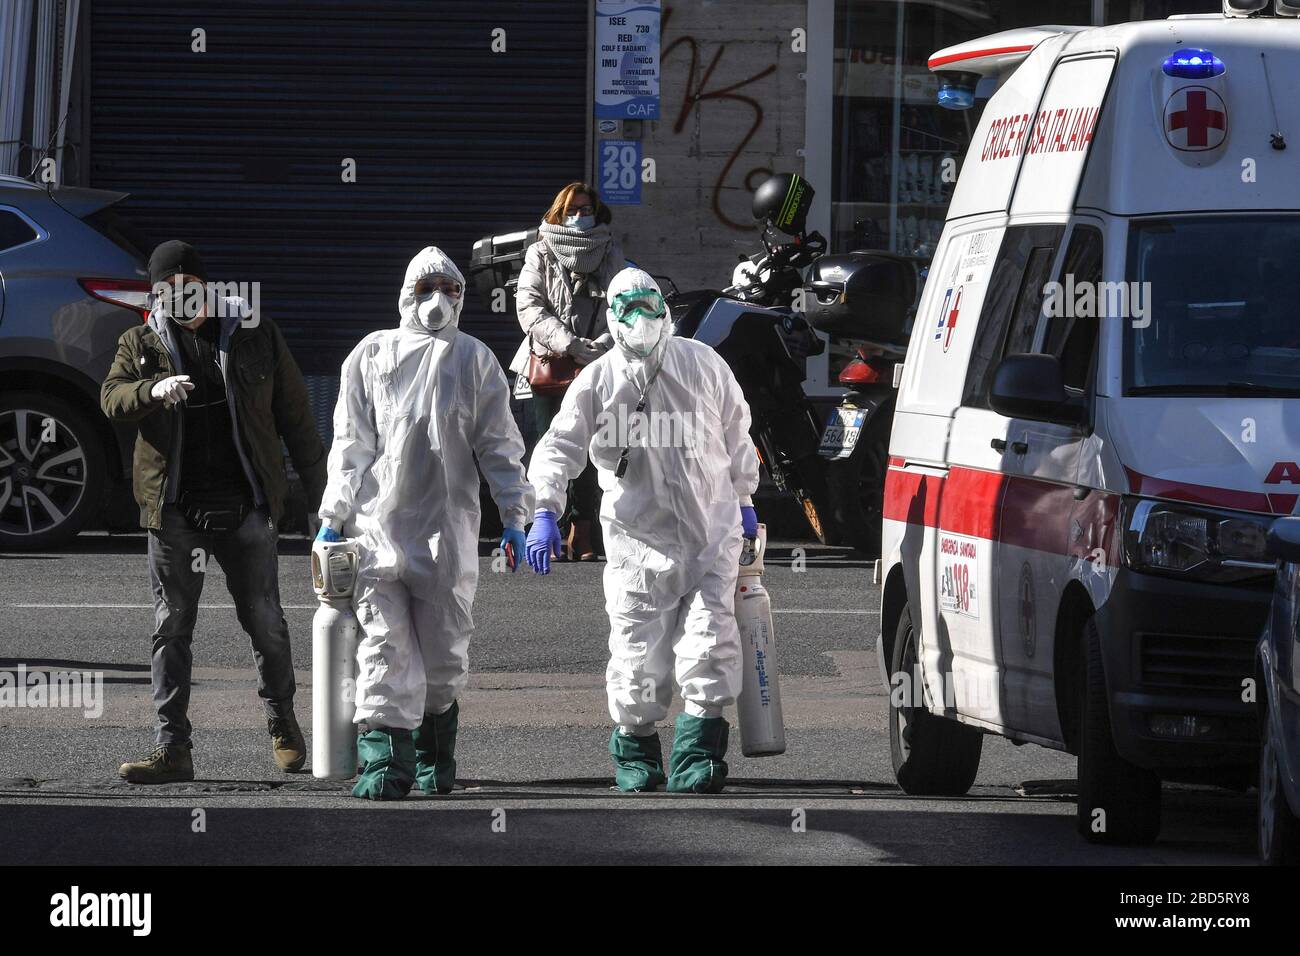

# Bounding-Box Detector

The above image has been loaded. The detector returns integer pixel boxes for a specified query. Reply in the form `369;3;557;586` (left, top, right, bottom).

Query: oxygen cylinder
311;538;361;780
735;524;786;756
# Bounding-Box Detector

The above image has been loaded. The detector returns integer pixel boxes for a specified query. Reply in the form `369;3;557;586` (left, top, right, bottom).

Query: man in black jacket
102;240;327;783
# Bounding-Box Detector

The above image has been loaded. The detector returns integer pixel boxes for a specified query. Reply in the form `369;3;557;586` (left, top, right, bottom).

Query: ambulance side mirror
1266;517;1300;565
988;353;1087;426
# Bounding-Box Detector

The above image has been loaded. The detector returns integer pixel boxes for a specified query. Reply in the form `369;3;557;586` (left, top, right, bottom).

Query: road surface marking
10;603;318;610
10;603;875;614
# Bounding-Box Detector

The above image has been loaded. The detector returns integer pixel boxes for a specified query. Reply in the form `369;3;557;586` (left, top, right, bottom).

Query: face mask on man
619;315;666;357
164;288;189;321
610;287;668;358
416;291;457;331
565;213;596;231
155;279;207;327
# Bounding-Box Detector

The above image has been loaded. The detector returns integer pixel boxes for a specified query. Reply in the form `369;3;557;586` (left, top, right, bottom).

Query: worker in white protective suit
525;267;760;793
317;246;534;800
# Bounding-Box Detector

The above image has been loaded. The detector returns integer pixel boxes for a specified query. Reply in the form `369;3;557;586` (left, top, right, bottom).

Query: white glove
566;337;604;366
150;375;194;407
593;332;614;351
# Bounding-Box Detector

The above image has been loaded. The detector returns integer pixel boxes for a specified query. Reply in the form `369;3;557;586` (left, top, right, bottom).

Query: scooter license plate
818;407;868;460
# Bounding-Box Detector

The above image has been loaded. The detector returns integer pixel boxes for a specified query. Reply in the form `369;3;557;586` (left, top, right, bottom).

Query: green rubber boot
351;726;416;801
666;713;730;794
609;728;667;792
413;701;459;795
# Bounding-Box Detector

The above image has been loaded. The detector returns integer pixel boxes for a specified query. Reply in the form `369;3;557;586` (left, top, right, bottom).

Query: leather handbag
526;271;603;396
525;344;580;395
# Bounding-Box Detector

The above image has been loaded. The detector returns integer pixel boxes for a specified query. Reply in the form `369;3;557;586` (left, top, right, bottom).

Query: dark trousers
148;504;295;746
530;390;600;524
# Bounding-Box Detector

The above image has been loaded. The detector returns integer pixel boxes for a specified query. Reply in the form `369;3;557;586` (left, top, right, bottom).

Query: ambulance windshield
1126;215;1300;397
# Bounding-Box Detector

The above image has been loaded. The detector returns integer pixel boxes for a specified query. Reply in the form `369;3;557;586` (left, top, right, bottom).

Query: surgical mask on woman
564;213;596;231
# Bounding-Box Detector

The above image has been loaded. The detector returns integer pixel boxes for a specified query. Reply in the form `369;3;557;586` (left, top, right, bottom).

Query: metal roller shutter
87;0;587;386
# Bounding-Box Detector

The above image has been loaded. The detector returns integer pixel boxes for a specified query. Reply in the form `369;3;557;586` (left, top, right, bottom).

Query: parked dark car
0;174;151;549
1259;515;1300;864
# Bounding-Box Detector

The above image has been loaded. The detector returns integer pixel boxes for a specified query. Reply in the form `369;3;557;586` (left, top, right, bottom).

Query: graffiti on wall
661;5;780;230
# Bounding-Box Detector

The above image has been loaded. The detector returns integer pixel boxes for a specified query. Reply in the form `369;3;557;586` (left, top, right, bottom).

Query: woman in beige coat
510;182;626;559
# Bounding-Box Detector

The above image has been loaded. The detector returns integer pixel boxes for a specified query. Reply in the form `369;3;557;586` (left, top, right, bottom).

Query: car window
0;209;38;253
961;224;1064;408
84;205;151;261
1044;225;1103;392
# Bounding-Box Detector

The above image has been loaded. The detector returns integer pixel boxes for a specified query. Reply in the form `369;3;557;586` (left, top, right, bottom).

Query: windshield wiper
1130;382;1300;397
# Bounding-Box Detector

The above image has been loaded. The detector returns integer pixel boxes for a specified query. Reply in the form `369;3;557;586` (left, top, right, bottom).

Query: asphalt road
0;532;1257;865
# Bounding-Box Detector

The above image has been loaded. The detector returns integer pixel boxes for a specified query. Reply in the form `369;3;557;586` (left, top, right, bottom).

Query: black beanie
148;240;207;285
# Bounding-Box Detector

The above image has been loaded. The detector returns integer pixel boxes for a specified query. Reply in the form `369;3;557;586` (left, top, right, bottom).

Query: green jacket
100;305;327;531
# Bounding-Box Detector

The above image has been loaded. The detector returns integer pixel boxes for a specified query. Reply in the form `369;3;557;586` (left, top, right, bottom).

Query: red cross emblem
1165;86;1227;151
943;286;963;353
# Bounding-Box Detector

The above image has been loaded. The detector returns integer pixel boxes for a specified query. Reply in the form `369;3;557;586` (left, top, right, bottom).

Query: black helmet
752;173;814;236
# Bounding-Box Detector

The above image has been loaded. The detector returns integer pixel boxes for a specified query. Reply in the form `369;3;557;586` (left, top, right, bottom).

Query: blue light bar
937;83;976;111
1162;48;1225;79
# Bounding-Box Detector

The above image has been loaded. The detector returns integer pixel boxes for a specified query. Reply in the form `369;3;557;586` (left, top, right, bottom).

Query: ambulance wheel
1076;616;1161;845
1259;694;1300;865
889;604;982;796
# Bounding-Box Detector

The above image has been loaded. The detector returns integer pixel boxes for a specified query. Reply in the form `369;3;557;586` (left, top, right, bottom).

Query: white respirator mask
618;315;666;357
609;285;668;359
416;291;457;331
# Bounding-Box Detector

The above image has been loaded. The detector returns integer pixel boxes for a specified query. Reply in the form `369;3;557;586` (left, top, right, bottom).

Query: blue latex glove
500;527;526;572
316;523;341;543
741;505;758;540
526;509;562;575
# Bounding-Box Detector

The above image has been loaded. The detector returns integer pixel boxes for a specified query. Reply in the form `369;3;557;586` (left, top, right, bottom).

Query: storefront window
830;0;1217;263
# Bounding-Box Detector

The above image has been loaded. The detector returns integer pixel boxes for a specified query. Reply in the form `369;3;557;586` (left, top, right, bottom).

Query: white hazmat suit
528;268;760;733
318;246;534;730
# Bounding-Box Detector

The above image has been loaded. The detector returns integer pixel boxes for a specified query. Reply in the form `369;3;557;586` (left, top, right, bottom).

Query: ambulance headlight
1162;48;1225;80
1121;498;1274;583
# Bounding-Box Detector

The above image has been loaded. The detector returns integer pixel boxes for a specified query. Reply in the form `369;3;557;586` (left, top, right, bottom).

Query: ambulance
879;1;1300;845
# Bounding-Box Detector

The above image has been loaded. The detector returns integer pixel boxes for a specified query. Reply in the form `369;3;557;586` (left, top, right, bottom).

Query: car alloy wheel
0;407;89;538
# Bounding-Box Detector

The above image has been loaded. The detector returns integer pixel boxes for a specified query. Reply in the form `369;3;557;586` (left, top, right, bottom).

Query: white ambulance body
880;7;1300;844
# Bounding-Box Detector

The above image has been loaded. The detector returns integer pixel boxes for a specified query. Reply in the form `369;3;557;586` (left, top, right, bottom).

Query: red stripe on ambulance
885;464;1121;560
927;44;1034;70
1125;468;1299;516
888;461;1287;559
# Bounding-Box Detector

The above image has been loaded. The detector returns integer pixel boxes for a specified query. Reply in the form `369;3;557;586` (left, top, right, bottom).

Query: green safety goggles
610;288;666;327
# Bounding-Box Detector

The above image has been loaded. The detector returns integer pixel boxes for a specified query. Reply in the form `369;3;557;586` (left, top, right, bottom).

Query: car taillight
79;277;152;321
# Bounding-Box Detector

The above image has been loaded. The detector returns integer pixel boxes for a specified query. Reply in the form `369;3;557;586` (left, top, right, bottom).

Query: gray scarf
539;221;612;275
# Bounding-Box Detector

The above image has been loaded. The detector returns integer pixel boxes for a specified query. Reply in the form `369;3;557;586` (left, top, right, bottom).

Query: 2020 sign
600;140;642;205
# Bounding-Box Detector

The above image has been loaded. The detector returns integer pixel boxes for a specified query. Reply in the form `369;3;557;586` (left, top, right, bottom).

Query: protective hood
606;266;672;364
398;246;466;334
